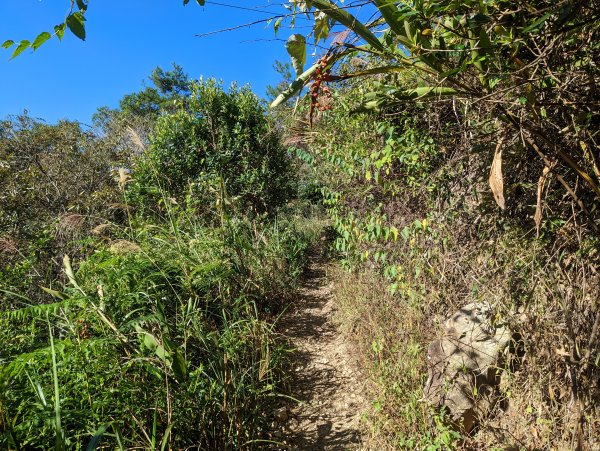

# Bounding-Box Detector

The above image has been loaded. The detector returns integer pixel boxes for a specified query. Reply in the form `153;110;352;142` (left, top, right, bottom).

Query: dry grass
328;220;600;450
330;264;433;449
55;213;85;238
0;235;19;255
109;239;142;255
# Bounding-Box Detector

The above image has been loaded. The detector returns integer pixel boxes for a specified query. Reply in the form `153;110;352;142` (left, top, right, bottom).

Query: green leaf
172;349;188;381
136;325;169;360
313;11;331;43
86;424;109;451
522;12;551;33
40;286;68;300
160;424;174;451
310;0;384;51
54;23;66;41
286;34;307;77
354;87;459;112
10;40;30;59
48;318;65;449
76;0;88;12
66;12;86;40
401;227;410;241
2;40;14;49
372;0;404;37
271;61;320;108
273;17;283;35
32;32;52;50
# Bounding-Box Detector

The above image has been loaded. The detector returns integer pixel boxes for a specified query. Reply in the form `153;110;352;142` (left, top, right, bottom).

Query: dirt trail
270;247;368;450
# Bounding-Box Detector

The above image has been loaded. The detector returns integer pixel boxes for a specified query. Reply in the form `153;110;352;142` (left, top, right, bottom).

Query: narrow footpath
270;246;368;450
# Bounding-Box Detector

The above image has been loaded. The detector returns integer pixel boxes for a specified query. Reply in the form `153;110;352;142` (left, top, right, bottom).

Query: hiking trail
269;245;368;450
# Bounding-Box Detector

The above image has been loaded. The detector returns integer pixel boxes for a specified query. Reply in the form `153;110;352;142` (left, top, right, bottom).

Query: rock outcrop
424;302;511;432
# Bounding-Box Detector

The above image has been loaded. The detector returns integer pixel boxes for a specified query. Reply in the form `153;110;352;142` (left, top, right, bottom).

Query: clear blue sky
0;1;299;124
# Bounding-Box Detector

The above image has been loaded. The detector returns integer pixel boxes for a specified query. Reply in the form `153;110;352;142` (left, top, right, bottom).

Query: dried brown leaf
489;136;506;209
534;166;552;235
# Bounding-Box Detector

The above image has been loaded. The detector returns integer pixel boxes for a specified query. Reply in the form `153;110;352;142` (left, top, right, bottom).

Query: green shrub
131;79;296;217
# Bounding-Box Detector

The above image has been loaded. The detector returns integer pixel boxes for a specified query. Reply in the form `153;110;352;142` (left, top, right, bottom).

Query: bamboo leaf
310;0;384;51
63;254;84;293
372;0;405;37
160;424;174;451
354;86;459;112
48;317;66;449
40;286;68;300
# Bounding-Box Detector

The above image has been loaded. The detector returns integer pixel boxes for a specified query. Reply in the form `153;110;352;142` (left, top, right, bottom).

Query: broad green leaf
310;0;384;51
313;11;331;42
32;32;52;50
401;227;410;241
10;40;30;59
136;325;169;360
286;34;306;77
66;12;86;40
2;40;14;49
145;333;164;357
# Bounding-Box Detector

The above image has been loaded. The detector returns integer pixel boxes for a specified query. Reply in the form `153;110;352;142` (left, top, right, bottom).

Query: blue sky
0;1;300;124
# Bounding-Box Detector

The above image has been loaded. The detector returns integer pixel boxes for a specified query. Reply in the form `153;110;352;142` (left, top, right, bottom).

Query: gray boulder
424;302;511;432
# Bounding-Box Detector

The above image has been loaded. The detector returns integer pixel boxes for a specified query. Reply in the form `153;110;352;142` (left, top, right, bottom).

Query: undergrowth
0;79;324;449
289;73;600;449
0;205;322;449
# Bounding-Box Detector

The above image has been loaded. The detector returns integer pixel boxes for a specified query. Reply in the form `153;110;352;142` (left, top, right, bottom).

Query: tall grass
0;193;322;449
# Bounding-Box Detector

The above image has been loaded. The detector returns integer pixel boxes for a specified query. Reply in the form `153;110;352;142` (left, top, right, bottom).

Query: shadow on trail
270;245;365;450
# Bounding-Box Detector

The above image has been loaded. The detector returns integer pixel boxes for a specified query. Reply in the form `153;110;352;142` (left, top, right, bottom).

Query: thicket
274;0;599;448
0;79;319;449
